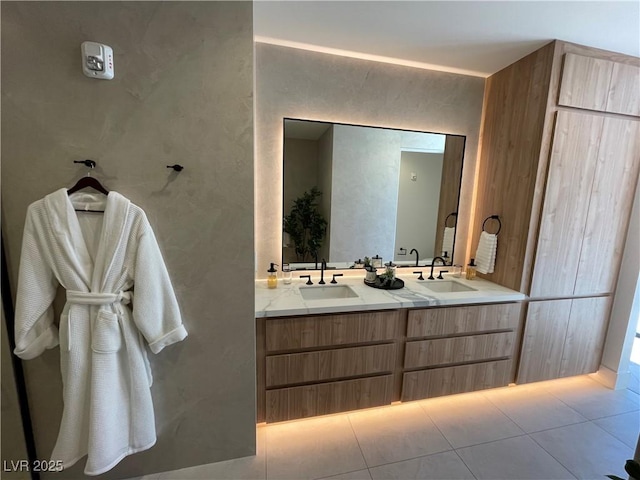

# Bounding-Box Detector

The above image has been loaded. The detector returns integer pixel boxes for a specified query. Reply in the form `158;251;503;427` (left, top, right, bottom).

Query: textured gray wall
330;125;400;262
1;2;254;478
1;305;30;480
394;152;444;261
255;43;485;277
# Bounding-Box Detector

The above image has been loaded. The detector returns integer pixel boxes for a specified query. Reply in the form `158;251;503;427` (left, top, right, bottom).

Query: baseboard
591;364;630;390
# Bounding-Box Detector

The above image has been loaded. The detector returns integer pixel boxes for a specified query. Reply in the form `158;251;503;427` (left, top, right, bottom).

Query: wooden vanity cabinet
257;310;404;423
401;303;522;401
256;302;524;422
473;40;639;384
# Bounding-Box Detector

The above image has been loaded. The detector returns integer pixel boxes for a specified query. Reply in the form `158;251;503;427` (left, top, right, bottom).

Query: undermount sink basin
422;280;477;293
300;285;359;300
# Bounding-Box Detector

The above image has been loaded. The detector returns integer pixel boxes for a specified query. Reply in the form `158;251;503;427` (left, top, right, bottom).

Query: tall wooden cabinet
472;41;640;383
529;111;640;298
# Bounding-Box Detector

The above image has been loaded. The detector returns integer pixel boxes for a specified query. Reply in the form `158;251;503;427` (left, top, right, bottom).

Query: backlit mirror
282;118;465;270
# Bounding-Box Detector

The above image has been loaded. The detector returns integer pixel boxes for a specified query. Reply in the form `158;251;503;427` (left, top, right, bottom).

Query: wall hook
166;164;184;172
74;159;96;169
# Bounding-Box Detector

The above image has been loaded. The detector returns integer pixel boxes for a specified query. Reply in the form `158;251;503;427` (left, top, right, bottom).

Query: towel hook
482;215;502;236
166;164;184;172
74;159;96;176
445;212;458;228
74;159;96;168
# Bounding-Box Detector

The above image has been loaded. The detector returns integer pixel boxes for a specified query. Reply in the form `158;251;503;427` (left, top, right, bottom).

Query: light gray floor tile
348;403;451;467
369;451;474;480
531;421;633;479
550;385;639;420
266;415;366;480
593;411;640;448
317;469;373;480
131;377;640;480
457;434;575;479
420;392;525;448
483;384;588;432
536;375;607;396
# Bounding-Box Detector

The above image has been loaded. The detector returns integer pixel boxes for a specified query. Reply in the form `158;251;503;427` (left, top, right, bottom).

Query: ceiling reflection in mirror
282;119;465;270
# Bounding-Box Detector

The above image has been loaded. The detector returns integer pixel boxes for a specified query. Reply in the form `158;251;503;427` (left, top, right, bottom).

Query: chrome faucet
319;258;327;284
410;248;420;267
428;256;447;280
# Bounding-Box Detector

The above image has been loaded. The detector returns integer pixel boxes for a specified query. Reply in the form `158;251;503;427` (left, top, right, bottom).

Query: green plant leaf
283;187;327;262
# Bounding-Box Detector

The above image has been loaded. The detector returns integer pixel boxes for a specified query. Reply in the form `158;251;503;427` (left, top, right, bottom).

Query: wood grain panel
606;62;640;116
574;117;640;295
266;375;393;422
404;332;515;369
517;299;571;384
266;343;396;387
407;303;521;339
256;318;266;422
472;42;555;291
401;360;511;401
434;135;465;260
558;53;613;112
560;296;612;377
265;310;400;352
529;111;604;298
561;41;640;67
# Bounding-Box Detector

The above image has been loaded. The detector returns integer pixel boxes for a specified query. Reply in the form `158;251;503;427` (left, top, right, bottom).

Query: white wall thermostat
81;41;114;80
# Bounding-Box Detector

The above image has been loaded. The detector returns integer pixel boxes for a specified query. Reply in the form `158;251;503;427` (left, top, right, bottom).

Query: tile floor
137;375;639;480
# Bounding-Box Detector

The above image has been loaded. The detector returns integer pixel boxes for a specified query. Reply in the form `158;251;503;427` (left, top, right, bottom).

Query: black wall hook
166;164;184;172
74;159;96;168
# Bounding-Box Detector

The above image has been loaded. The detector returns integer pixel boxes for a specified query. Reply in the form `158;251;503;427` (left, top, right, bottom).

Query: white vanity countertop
255;272;526;317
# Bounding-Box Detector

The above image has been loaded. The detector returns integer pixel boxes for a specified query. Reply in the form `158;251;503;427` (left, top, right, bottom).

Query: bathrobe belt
65;290;132;351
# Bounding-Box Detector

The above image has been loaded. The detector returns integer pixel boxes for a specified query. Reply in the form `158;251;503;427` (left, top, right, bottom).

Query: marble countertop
255;272;526;318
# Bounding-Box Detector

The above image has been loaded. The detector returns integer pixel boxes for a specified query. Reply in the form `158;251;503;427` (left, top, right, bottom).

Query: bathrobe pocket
92;310;122;353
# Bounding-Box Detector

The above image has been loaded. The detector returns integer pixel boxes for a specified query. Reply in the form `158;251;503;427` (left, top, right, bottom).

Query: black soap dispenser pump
267;263;278;289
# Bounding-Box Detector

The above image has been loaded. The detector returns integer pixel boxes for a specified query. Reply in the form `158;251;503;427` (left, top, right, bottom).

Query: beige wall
1;2;255;478
255;43;485;277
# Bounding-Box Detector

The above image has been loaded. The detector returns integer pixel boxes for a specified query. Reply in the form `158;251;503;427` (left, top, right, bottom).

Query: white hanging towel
475;231;498;274
442;226;455;258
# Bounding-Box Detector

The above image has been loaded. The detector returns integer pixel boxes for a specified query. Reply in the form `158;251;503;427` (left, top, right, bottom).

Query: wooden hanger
68;160;108;212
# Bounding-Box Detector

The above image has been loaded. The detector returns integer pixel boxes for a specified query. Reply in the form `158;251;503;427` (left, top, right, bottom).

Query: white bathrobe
13;188;187;475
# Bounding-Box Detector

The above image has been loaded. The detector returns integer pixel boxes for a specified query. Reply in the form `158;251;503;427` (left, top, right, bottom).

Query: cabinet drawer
266;375;393;423
407;303;520;339
266;310;400;352
401;360;512;401
266;343;396;387
404;332;515;369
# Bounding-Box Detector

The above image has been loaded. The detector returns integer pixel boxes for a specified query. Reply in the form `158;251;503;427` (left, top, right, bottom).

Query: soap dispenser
466;259;476;280
267;263;279;289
